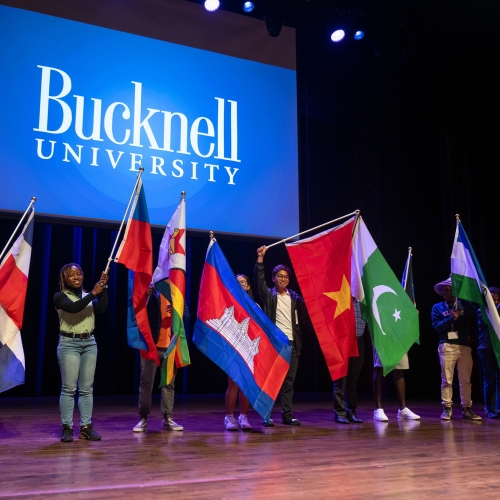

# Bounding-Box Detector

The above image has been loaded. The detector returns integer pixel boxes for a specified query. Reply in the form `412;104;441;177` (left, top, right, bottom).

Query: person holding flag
372;248;420;422
254;246;312;426
132;192;190;432
477;287;500;418
132;282;186;432
223;274;255;431
431;278;480;420
54;264;108;442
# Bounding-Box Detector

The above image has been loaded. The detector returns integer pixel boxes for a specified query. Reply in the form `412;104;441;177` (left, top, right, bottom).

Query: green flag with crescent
351;218;420;375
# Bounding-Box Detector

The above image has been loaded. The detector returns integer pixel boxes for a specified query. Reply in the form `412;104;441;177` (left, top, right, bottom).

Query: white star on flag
393;309;401;321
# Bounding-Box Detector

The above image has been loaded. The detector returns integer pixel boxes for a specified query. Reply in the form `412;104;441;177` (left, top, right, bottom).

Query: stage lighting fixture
354;30;365;40
331;30;345;43
243;2;254;12
204;0;220;12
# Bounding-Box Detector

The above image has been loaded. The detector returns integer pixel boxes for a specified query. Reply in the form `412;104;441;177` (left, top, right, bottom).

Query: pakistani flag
351;218;419;375
451;220;500;364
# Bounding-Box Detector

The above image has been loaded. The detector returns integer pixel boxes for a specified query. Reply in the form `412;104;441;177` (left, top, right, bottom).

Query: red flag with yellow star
286;217;357;380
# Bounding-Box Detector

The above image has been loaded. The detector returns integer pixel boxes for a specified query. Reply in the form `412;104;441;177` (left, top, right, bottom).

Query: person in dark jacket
431;278;480;421
132;281;186;433
254;245;312;426
477;286;500;418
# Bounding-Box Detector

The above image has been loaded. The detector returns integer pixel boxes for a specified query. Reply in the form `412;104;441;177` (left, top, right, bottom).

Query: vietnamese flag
286;217;356;381
115;178;159;365
193;239;291;419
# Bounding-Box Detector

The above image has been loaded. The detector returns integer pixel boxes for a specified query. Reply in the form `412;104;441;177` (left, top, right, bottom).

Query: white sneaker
238;414;252;431
162;418;184;431
224;415;238;431
397;407;420;420
373;409;389;421
133;418;148;432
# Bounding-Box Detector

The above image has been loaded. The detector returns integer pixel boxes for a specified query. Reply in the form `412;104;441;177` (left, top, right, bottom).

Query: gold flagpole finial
181;191;186;199
455;214;460;221
209;231;214;240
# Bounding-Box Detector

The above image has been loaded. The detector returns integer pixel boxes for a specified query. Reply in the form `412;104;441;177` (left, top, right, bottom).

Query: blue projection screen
0;3;298;238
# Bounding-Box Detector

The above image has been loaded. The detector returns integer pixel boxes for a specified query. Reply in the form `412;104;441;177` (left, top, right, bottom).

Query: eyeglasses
275;274;289;280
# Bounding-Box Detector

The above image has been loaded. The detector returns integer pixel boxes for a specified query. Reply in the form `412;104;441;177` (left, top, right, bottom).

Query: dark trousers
138;349;176;419
280;345;299;418
333;336;365;416
478;348;500;412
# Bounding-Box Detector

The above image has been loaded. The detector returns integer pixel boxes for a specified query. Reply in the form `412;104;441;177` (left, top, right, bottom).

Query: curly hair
59;263;84;291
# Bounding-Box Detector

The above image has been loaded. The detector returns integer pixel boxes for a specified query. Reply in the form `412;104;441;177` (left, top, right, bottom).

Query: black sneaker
79;424;102;441
462;407;482;421
61;425;73;443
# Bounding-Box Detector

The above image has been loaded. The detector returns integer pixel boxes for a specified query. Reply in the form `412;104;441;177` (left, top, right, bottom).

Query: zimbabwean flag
152;193;190;386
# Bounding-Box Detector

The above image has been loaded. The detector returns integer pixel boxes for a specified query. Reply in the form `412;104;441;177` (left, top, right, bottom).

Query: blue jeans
57;336;97;426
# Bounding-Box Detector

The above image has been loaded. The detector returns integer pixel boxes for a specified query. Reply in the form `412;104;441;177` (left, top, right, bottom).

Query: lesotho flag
451;218;500;363
193;239;291;419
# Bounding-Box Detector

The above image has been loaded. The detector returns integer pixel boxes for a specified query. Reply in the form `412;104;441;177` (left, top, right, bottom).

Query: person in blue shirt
431;278;480;421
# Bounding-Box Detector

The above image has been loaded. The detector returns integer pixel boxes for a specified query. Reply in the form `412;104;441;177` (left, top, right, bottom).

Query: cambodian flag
193;239;291;419
0;208;34;392
115;178;159;365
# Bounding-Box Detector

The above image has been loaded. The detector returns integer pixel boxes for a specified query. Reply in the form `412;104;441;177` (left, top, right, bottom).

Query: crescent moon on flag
372;285;398;335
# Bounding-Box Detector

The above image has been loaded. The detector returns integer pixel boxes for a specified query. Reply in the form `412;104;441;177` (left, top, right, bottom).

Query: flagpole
0;197;36;264
105;168;144;273
264;209;359;250
402;247;412;290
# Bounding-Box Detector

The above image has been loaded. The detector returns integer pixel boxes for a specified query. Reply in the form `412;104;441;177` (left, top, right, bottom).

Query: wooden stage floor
1;394;500;499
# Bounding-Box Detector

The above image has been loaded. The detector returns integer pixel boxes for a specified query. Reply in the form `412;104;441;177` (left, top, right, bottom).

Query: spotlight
331;30;345;43
204;0;220;12
354;30;365;40
243;1;254;12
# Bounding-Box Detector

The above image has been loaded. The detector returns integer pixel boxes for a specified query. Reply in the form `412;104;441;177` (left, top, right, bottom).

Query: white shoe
224;415;238;431
238;414;252;431
373;409;389;421
397;407;420;420
133;418;148;432
162;418;184;431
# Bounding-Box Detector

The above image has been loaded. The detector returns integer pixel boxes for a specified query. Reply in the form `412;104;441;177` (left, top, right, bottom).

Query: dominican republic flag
0;208;34;392
286;217;357;381
193;240;291;419
115;178;159;365
152;193;190;386
451;219;500;365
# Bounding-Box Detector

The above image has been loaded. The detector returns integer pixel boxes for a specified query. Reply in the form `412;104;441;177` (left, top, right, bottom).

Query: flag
286;217;356;381
351;218;419;375
401;248;419;344
115;178;159;365
401;249;416;305
0;208;34;392
152;194;190;386
451;220;500;364
193;240;291;419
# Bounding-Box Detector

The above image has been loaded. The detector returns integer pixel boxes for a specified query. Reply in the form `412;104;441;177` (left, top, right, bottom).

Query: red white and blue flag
0;208;34;392
193;239;291;419
115;178;159;365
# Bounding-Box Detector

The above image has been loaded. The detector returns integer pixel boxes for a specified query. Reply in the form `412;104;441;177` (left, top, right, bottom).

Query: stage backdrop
0;0;298;238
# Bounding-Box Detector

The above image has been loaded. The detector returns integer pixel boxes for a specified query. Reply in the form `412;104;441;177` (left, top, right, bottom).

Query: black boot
79;424;101;441
61;425;73;442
